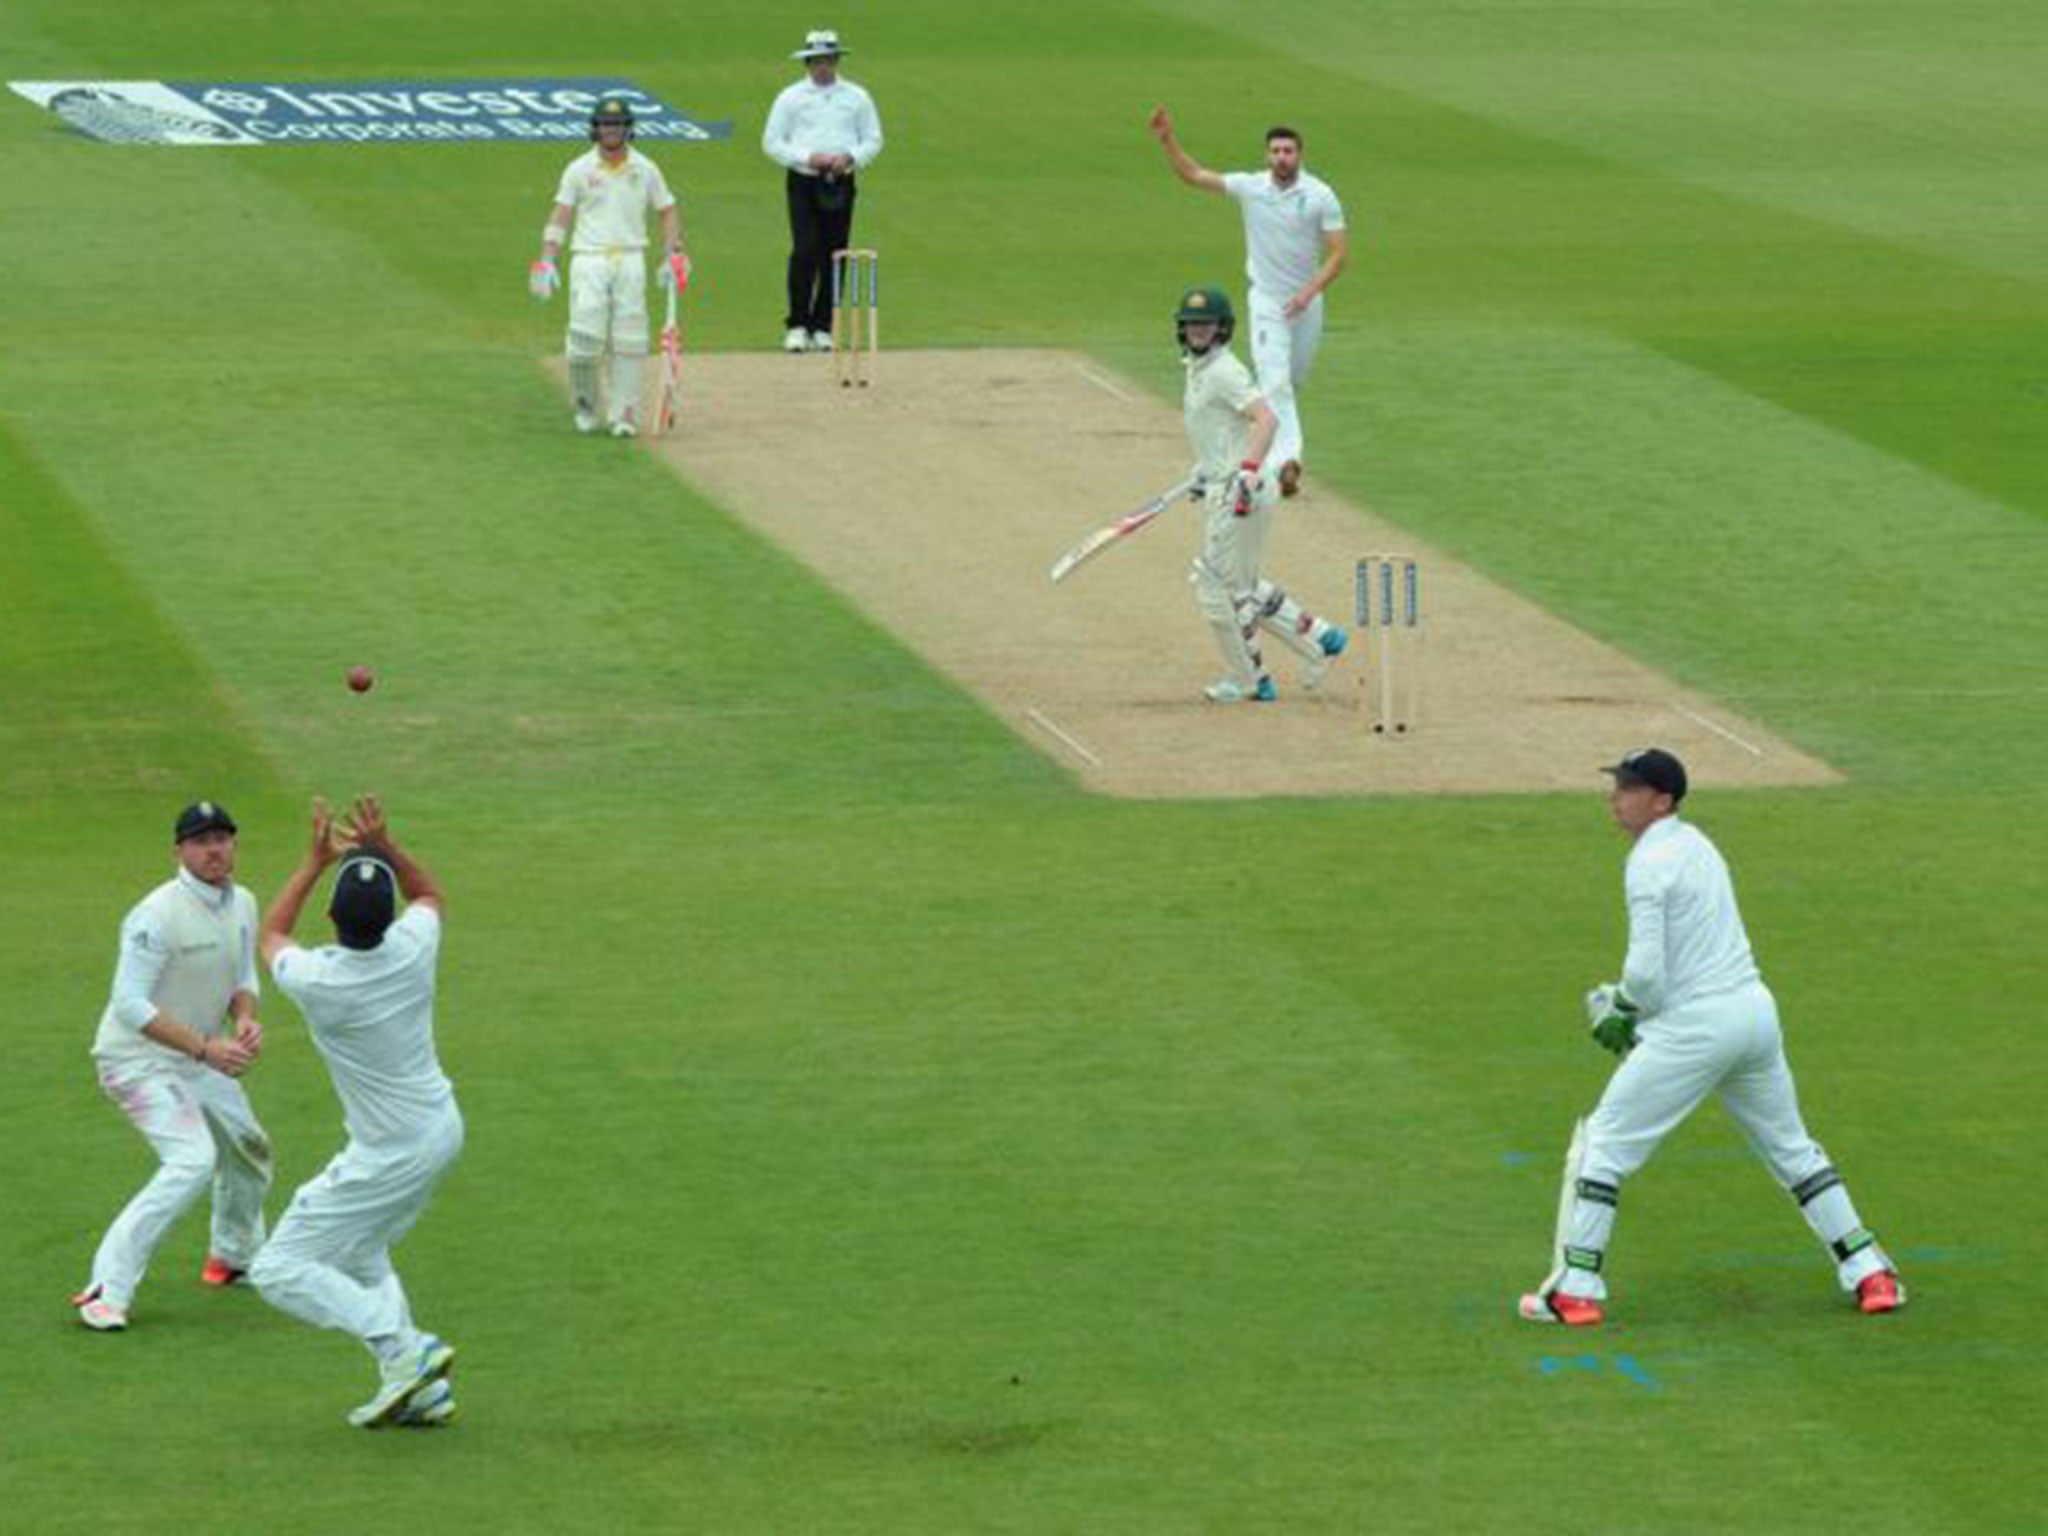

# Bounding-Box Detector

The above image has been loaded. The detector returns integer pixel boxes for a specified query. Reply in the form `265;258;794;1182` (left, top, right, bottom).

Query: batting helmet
589;96;636;140
1175;286;1235;351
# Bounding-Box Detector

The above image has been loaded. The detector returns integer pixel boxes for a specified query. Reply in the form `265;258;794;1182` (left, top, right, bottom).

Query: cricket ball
346;666;375;694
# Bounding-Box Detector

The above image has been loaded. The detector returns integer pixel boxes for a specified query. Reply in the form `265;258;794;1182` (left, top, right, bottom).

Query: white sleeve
235;889;261;997
762;87;805;171
852;87;883;169
1221;171;1253;203
1619;854;1670;1013
1317;183;1347;233
644;158;677;213
108;908;170;1032
552;160;582;211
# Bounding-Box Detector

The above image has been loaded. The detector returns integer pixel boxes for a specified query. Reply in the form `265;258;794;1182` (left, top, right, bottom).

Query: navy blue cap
1603;748;1687;802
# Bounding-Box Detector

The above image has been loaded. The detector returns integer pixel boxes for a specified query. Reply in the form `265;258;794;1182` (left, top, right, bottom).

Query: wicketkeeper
1521;749;1905;1326
531;95;691;438
1175;286;1346;703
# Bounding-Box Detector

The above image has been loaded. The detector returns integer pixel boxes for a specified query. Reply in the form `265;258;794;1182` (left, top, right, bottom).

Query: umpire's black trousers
786;169;859;334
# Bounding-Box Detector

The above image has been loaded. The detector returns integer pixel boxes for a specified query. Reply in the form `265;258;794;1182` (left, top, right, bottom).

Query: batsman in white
1176;286;1347;704
251;795;464;1428
531;95;691;438
1150;107;1349;499
73;801;272;1331
1521;749;1905;1326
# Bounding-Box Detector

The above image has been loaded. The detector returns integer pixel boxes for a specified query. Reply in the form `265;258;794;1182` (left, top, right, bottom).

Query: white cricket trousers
1245;288;1324;471
250;1103;463;1352
566;250;649;358
1193;488;1274;685
1562;980;1889;1298
88;1059;273;1306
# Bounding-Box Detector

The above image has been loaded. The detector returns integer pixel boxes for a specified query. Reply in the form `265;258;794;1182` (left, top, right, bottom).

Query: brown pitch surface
570;348;1839;798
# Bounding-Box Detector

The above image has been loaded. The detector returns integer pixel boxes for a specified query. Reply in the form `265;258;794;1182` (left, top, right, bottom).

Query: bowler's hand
1147;104;1172;140
233;1017;264;1057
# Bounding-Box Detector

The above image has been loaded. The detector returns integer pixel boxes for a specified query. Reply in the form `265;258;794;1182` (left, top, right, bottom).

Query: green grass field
4;3;2045;1530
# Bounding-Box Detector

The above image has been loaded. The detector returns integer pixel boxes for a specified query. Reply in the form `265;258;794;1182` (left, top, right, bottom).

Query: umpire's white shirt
762;76;884;174
1222;170;1346;303
553;147;676;254
271;906;455;1147
1620;816;1761;1015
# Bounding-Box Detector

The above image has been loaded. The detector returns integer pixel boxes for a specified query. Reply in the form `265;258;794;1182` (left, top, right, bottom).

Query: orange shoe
1518;1290;1604;1326
200;1256;247;1288
1856;1271;1905;1314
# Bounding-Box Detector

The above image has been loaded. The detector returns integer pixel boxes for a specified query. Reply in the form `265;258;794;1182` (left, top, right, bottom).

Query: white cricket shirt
271;905;455;1147
93;869;258;1066
1221;169;1346;301
1183;346;1262;481
1620;816;1762;1014
553;147;676;254
762;75;884;173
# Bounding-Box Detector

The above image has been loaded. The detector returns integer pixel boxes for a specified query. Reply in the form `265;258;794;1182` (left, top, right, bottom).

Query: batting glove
661;251;693;293
529;258;560;301
1230;459;1264;517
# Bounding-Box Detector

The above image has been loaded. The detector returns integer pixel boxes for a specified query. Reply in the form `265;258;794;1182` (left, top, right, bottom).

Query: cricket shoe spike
73;1284;129;1332
1856;1271;1905;1314
1518;1290;1604;1327
200;1256;247;1288
348;1335;456;1429
1302;626;1348;690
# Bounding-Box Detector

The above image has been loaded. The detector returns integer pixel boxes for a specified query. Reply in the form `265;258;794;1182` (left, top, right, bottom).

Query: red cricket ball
346;666;375;694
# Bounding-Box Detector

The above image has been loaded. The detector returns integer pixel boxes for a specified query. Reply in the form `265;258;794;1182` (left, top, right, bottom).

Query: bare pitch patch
610;349;1838;797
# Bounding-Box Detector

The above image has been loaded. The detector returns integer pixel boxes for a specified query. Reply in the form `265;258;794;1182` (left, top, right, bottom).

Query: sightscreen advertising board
7;79;730;146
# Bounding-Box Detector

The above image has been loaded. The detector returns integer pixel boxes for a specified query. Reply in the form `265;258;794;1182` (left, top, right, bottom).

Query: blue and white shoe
394;1377;457;1428
348;1335;456;1429
1204;675;1278;704
1303;626;1348;690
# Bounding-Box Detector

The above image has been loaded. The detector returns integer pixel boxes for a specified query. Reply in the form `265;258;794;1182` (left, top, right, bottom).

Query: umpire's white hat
793;29;847;60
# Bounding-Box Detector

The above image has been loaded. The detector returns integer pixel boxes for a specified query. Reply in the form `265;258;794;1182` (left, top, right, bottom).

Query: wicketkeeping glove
1584;982;1640;1056
529;258;560;300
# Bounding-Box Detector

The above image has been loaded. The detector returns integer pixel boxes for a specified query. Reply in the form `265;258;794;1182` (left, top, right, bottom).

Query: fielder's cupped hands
307;795;350;870
342;792;391;854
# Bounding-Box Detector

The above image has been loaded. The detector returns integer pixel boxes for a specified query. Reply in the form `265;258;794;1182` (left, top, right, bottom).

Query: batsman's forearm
661;206;681;253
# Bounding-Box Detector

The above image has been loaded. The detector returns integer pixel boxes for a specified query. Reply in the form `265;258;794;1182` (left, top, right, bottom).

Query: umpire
762;29;884;353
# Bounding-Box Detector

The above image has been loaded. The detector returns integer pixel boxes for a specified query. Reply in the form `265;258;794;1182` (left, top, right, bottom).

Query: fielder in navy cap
1602;747;1687;803
174;800;238;842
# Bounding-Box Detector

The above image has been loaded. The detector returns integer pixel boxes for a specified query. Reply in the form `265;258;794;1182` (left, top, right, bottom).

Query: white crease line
1674;703;1766;758
1026;707;1103;767
1074;365;1133;403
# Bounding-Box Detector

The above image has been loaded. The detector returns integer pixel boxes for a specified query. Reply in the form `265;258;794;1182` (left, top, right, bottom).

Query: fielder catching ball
1521;749;1905;1326
531;96;691;438
1175;287;1346;703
